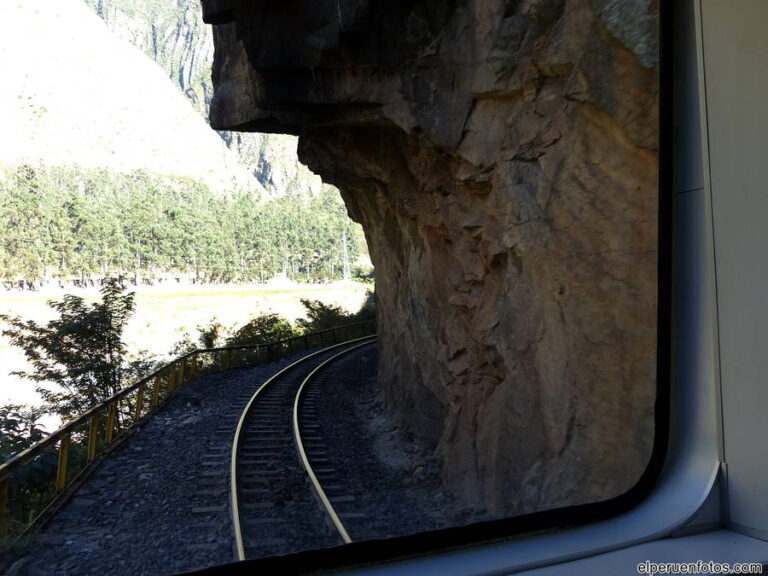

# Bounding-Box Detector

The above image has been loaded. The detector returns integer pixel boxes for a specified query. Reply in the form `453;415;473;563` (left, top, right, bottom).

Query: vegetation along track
231;336;377;560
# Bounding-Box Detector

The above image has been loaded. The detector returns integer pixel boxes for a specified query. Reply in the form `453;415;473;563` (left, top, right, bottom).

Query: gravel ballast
16;355;302;576
9;343;486;576
309;345;488;542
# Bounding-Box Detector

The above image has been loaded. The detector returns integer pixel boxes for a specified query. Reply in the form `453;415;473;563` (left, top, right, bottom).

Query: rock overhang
202;0;660;517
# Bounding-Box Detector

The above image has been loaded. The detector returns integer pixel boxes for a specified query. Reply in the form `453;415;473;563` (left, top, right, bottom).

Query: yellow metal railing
0;320;375;547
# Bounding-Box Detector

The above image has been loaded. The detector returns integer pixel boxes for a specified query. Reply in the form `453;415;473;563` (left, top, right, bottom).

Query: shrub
295;299;352;333
226;313;296;346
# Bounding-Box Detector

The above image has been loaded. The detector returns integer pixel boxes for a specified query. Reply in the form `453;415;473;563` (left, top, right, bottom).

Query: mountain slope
85;0;213;116
84;0;323;197
0;0;262;194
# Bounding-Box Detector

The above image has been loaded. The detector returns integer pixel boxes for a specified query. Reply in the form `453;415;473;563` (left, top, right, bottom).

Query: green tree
0;404;47;463
0;405;57;534
0;162;370;285
198;319;226;348
295;299;353;333
168;318;227;356
296;296;376;333
1;277;136;420
226;314;296;346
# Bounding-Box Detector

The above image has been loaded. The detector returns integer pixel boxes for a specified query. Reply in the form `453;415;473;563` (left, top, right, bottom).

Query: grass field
0;281;372;420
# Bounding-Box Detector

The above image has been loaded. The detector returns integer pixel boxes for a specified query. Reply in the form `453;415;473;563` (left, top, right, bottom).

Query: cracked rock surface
207;0;659;515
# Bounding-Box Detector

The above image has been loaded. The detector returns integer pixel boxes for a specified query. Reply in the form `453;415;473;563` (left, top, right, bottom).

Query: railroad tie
191;505;227;514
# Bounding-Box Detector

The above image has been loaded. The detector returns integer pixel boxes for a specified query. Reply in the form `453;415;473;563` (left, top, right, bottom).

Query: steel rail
0;320;374;546
230;335;377;561
292;340;376;545
0;320;372;483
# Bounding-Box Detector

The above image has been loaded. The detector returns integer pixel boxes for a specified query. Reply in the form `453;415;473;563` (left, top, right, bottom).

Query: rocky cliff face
205;0;659;515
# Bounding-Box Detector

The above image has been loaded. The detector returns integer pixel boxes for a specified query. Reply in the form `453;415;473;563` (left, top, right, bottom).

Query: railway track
231;336;376;560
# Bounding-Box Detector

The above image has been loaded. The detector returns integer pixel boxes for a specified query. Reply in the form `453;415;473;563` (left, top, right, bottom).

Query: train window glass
204;2;669;558
0;0;667;573
207;0;666;568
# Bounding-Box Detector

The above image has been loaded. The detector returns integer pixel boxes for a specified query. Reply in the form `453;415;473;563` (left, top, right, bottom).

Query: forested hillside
0;164;363;286
0;0;371;288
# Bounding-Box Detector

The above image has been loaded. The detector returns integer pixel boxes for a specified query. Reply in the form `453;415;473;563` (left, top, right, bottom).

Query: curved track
231;336;376;560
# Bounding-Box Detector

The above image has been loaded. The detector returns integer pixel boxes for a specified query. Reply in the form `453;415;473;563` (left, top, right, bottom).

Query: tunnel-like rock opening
203;0;659;515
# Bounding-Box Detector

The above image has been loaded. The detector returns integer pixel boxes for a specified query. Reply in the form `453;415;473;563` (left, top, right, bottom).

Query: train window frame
183;1;728;574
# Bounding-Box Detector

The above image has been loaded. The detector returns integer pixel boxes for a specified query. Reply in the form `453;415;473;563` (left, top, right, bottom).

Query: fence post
332;327;338;343
225;349;233;370
87;414;100;461
151;375;161;408
0;478;7;541
134;383;145;421
168;363;177;392
178;359;186;387
105;403;117;445
56;434;71;492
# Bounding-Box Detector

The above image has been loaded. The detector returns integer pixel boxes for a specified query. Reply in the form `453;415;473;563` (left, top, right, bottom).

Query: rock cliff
204;0;659;515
